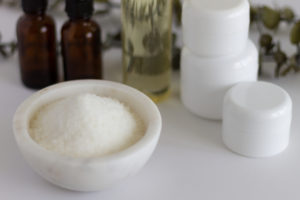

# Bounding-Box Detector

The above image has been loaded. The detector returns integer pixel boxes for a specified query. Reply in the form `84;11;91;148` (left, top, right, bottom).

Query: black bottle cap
22;0;48;13
65;0;94;19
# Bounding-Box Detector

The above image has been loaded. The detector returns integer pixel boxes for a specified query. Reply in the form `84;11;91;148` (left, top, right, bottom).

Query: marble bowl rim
12;79;162;164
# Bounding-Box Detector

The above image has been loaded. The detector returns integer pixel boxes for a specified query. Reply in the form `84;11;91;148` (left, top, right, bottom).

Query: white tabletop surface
1;0;300;199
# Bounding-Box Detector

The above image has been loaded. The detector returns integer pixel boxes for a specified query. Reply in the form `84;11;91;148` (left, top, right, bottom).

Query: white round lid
182;0;249;34
228;82;290;116
222;81;292;157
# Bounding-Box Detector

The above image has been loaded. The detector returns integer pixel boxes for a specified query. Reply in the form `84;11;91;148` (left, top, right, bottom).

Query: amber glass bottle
16;0;58;89
61;0;102;80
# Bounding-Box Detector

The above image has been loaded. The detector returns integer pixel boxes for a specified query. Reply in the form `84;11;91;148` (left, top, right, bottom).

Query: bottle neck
24;9;46;16
68;15;92;21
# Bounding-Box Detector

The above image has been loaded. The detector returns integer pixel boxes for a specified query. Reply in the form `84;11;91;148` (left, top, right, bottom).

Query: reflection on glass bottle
122;0;173;103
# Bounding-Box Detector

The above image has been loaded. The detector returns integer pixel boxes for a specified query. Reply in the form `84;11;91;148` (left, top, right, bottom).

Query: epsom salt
29;93;145;158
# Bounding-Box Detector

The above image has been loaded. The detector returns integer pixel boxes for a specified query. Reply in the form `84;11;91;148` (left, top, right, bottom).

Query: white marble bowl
13;80;162;191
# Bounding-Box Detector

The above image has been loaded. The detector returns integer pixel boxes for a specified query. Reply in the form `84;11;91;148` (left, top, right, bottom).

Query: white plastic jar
181;40;258;120
182;0;250;57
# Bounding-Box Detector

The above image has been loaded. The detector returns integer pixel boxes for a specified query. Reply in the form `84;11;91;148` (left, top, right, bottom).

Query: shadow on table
158;93;225;153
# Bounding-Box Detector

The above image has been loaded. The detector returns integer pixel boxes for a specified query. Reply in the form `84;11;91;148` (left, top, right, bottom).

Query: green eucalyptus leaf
274;43;287;66
274;51;287;66
281;64;294;76
259;34;272;47
274;43;287;77
290;21;300;45
262;6;280;30
259;34;275;54
281;7;295;22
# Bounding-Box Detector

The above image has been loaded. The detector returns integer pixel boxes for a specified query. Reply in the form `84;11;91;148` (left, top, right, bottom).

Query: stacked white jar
181;0;259;120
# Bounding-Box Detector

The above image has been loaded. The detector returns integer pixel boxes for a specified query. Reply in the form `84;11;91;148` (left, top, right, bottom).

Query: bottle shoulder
61;19;101;34
17;14;56;33
17;14;56;40
18;14;55;25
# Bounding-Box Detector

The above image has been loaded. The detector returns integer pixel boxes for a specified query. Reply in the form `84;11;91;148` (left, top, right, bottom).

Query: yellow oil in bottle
121;0;173;103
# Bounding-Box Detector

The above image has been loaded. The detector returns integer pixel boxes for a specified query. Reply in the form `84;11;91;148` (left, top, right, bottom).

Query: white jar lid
222;81;292;158
182;0;249;56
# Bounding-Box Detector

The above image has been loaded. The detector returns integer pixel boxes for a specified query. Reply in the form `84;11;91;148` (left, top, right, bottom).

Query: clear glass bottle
17;0;58;89
121;0;173;103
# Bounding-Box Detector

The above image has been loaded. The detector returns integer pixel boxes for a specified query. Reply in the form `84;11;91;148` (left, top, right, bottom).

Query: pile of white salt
29;93;145;158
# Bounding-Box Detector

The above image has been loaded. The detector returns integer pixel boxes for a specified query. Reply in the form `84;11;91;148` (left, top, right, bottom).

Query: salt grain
29;93;145;158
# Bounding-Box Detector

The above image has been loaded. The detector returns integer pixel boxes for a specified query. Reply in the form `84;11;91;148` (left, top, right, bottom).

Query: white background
1;0;300;199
